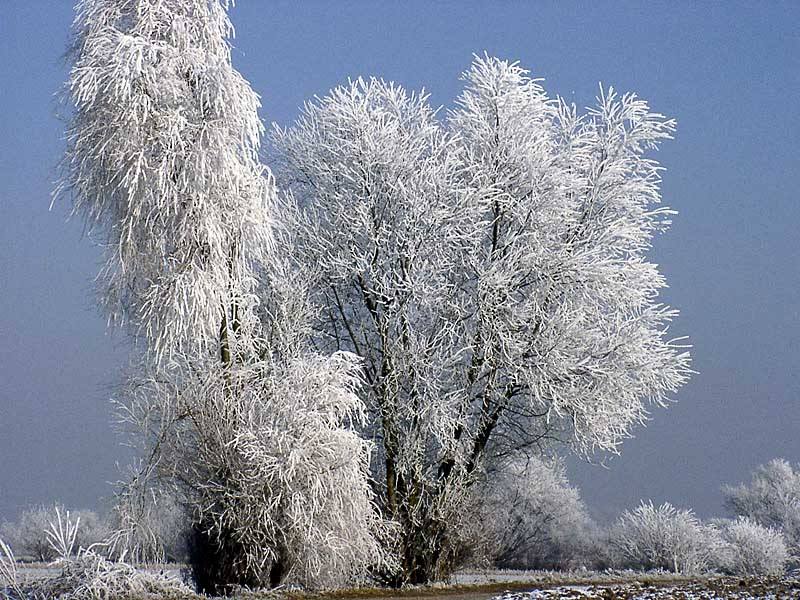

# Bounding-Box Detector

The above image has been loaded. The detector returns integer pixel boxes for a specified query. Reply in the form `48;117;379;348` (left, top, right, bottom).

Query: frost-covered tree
272;55;691;582
71;510;111;556
1;504;63;562
717;517;789;576
0;505;109;562
473;457;594;570
61;0;273;362
723;458;800;560
61;0;387;593
607;501;720;574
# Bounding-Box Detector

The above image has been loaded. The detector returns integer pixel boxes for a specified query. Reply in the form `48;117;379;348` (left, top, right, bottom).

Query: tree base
187;522;269;596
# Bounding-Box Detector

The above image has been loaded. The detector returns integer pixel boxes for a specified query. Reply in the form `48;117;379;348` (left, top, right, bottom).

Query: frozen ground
12;562;184;586
6;565;800;599
451;569;697;585
490;578;800;600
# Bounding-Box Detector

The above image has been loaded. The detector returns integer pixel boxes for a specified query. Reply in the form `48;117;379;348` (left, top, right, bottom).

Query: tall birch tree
61;0;387;593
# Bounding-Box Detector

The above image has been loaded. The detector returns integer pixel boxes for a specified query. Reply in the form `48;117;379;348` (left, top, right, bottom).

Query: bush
608;501;720;574
106;485;189;564
717;517;789;576
3;550;196;600
0;505;57;562
464;457;595;571
72;510;111;554
0;505;112;563
723;458;800;560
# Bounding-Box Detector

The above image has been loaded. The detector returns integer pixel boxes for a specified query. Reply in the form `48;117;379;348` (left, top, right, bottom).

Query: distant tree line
0;497;187;564
2;458;797;580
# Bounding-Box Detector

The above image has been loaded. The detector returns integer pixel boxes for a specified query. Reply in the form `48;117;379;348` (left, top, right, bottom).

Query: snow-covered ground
8;565;800;599
12;562;184;586
491;578;800;600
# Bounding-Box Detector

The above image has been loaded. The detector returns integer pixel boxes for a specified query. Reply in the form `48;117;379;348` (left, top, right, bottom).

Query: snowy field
491;578;800;599
363;576;800;600
10;562;184;586
386;573;800;600
6;565;800;599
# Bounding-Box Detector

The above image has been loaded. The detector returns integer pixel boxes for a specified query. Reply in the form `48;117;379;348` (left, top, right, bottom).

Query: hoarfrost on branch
273;55;691;581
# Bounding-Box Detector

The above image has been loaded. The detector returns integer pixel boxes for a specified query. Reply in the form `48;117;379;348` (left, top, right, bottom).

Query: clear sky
1;1;798;523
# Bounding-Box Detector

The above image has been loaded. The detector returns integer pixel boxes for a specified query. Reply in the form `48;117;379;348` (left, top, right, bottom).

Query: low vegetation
606;501;720;574
2;459;798;599
717;517;789;576
723;458;800;560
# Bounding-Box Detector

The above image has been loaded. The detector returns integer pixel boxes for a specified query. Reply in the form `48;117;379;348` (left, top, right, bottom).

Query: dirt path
287;577;800;600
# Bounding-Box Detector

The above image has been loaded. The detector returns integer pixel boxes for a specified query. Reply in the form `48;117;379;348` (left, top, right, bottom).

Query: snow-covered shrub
471;457;595;570
0;504;109;562
717;517;789;576
608;501;720;574
0;505;113;562
1;504;58;562
72;510;111;555
724;458;800;559
192;353;391;590
120;351;392;593
2;550;197;600
0;536;22;597
105;484;189;564
43;507;81;560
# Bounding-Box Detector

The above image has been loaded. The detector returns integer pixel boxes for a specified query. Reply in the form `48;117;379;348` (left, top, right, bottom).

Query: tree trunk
187;520;263;596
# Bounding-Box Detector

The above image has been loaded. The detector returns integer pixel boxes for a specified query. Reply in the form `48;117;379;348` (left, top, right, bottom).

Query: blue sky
1;1;798;522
